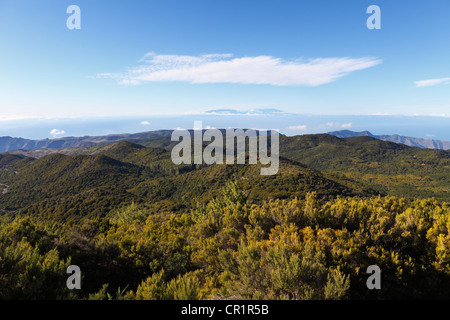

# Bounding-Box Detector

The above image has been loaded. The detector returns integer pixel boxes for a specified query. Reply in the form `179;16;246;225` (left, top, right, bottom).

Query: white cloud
414;77;450;87
341;122;353;129
140;121;151;125
287;125;308;131
97;53;381;87
50;129;65;137
413;113;450;118
323;122;352;129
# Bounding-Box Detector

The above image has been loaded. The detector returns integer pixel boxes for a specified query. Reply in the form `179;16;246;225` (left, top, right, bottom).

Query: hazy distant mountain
0;130;174;153
2;127;449;158
0;129;282;154
329;130;450;150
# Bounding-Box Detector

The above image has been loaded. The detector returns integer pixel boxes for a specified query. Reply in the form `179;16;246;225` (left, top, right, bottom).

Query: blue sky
0;0;449;138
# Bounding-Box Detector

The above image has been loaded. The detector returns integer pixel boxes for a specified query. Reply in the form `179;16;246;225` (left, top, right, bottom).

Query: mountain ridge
0;129;284;154
1;128;449;155
329;130;450;150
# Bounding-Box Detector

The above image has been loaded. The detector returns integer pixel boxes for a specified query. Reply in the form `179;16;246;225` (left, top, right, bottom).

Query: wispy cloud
50;129;65;137
414;77;450;87
97;52;381;87
413;113;450;118
341;122;353;129
323;122;353;129
189;108;289;116
370;112;392;116
140;120;151;125
287;125;308;131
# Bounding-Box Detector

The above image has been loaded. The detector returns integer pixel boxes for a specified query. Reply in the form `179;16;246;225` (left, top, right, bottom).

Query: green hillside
7;132;449;201
280;134;450;201
0;140;371;222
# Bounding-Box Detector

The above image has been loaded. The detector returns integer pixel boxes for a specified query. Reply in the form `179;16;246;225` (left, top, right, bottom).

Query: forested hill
0;140;373;222
279;134;450;201
2;132;449;218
